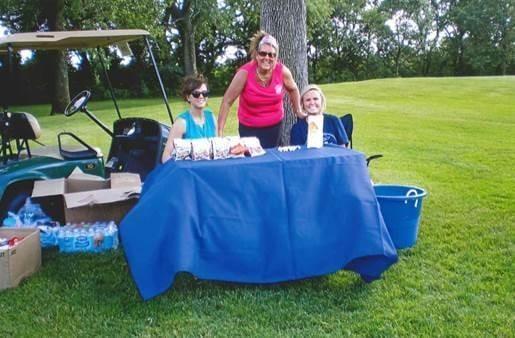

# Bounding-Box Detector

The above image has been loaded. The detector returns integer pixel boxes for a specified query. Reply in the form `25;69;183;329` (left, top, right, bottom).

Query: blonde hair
300;84;327;113
248;30;279;60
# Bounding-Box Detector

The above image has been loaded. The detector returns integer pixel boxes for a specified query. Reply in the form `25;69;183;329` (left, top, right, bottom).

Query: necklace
256;70;271;87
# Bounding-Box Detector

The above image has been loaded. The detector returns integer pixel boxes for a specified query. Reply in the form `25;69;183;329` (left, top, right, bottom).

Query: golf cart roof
0;29;150;52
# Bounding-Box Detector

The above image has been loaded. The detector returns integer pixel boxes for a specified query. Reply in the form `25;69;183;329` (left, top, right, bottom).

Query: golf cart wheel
0;181;34;221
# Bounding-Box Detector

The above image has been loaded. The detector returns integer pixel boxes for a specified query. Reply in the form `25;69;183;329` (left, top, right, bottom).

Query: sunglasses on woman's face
258;51;276;59
191;90;209;98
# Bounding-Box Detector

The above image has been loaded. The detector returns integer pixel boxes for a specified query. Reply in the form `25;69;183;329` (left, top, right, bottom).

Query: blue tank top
178;108;216;139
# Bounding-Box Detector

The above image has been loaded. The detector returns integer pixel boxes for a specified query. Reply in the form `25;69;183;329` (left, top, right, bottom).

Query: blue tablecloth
120;146;398;300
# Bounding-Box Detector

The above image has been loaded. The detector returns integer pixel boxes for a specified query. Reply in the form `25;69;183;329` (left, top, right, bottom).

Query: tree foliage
0;0;514;107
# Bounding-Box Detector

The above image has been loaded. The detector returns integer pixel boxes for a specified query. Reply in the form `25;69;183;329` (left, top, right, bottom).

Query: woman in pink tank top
218;31;307;148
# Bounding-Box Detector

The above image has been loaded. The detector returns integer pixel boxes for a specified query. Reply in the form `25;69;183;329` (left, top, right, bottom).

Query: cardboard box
31;168;141;224
0;228;42;290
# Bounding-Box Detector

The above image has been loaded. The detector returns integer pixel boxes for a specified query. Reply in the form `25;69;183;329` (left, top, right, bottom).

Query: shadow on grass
35;250;381;320
158;270;374;310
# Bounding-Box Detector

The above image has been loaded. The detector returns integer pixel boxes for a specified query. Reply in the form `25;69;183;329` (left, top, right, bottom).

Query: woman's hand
295;109;308;119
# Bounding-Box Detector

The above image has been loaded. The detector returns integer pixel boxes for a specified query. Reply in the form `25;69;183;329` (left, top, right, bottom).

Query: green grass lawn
1;76;514;336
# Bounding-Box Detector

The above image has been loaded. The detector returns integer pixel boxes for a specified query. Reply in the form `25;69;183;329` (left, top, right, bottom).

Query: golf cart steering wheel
65;90;91;116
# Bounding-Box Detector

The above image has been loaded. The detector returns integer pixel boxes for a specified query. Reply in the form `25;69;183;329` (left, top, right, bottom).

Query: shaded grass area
1;77;514;336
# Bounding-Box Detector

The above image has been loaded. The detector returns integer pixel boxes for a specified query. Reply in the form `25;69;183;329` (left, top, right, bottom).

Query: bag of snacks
240;137;266;157
173;139;192;160
191;138;212;160
211;137;231;160
226;136;247;158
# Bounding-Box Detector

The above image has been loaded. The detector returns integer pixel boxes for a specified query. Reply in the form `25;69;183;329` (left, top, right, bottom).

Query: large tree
261;0;308;145
0;0;164;109
0;0;70;114
44;0;70;115
163;0;219;76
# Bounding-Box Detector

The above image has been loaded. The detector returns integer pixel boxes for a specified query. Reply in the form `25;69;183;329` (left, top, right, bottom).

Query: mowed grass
1;77;514;336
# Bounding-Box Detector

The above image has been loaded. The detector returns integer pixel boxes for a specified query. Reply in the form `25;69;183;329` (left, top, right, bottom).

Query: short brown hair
181;74;208;100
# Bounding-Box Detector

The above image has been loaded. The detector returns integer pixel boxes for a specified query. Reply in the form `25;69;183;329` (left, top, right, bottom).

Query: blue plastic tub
374;184;427;249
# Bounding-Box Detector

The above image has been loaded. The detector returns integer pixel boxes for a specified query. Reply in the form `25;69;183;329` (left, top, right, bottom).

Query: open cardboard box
0;228;41;290
31;168;141;224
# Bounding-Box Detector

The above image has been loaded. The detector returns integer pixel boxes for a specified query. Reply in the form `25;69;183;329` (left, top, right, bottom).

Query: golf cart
0;30;174;219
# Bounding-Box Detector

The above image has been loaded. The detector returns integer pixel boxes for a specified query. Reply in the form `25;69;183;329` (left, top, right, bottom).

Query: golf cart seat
1;112;42;162
57;132;101;160
106;118;169;180
1;111;42;140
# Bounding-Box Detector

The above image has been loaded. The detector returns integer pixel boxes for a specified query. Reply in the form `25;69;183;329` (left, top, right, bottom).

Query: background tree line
1;0;514;111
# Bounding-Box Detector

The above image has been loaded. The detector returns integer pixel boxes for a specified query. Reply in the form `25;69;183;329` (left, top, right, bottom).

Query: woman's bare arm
161;118;186;163
218;70;247;136
282;66;306;119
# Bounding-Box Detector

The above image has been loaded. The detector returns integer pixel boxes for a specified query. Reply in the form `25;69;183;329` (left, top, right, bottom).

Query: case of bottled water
56;221;119;253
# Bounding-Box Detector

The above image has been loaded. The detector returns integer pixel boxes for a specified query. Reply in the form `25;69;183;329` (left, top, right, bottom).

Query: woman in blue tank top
162;75;217;162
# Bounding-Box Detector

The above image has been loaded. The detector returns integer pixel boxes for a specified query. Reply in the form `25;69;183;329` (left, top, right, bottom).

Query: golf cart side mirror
65;90;91;117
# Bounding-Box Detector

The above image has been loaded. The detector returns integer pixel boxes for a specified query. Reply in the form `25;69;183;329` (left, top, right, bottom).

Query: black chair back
106;118;169;181
340;113;353;148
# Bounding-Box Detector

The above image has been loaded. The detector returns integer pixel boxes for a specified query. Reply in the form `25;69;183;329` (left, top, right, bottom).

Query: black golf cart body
0;30;174;218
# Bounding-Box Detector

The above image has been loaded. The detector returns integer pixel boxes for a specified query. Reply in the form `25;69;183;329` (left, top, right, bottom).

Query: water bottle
108;221;119;249
93;229;104;252
112;222;119;249
74;229;89;252
57;228;65;250
102;222;113;250
62;229;74;253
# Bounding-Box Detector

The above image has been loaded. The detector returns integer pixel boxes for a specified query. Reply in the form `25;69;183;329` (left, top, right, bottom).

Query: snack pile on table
173;136;266;161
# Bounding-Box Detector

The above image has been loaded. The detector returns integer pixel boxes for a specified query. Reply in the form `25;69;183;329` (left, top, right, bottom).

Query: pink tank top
238;61;284;127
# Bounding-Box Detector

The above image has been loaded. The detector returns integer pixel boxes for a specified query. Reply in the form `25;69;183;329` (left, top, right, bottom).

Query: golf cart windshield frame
0;29;174;124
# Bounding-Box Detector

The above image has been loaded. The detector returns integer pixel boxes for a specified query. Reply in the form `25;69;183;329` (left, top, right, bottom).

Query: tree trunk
395;45;401;77
46;0;69;115
454;30;466;76
50;50;70;115
166;0;198;76
499;25;510;76
181;17;197;76
261;0;308;146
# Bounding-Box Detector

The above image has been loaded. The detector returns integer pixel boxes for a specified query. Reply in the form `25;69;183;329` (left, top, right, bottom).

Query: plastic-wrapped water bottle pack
1;198;119;253
52;221;119;253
